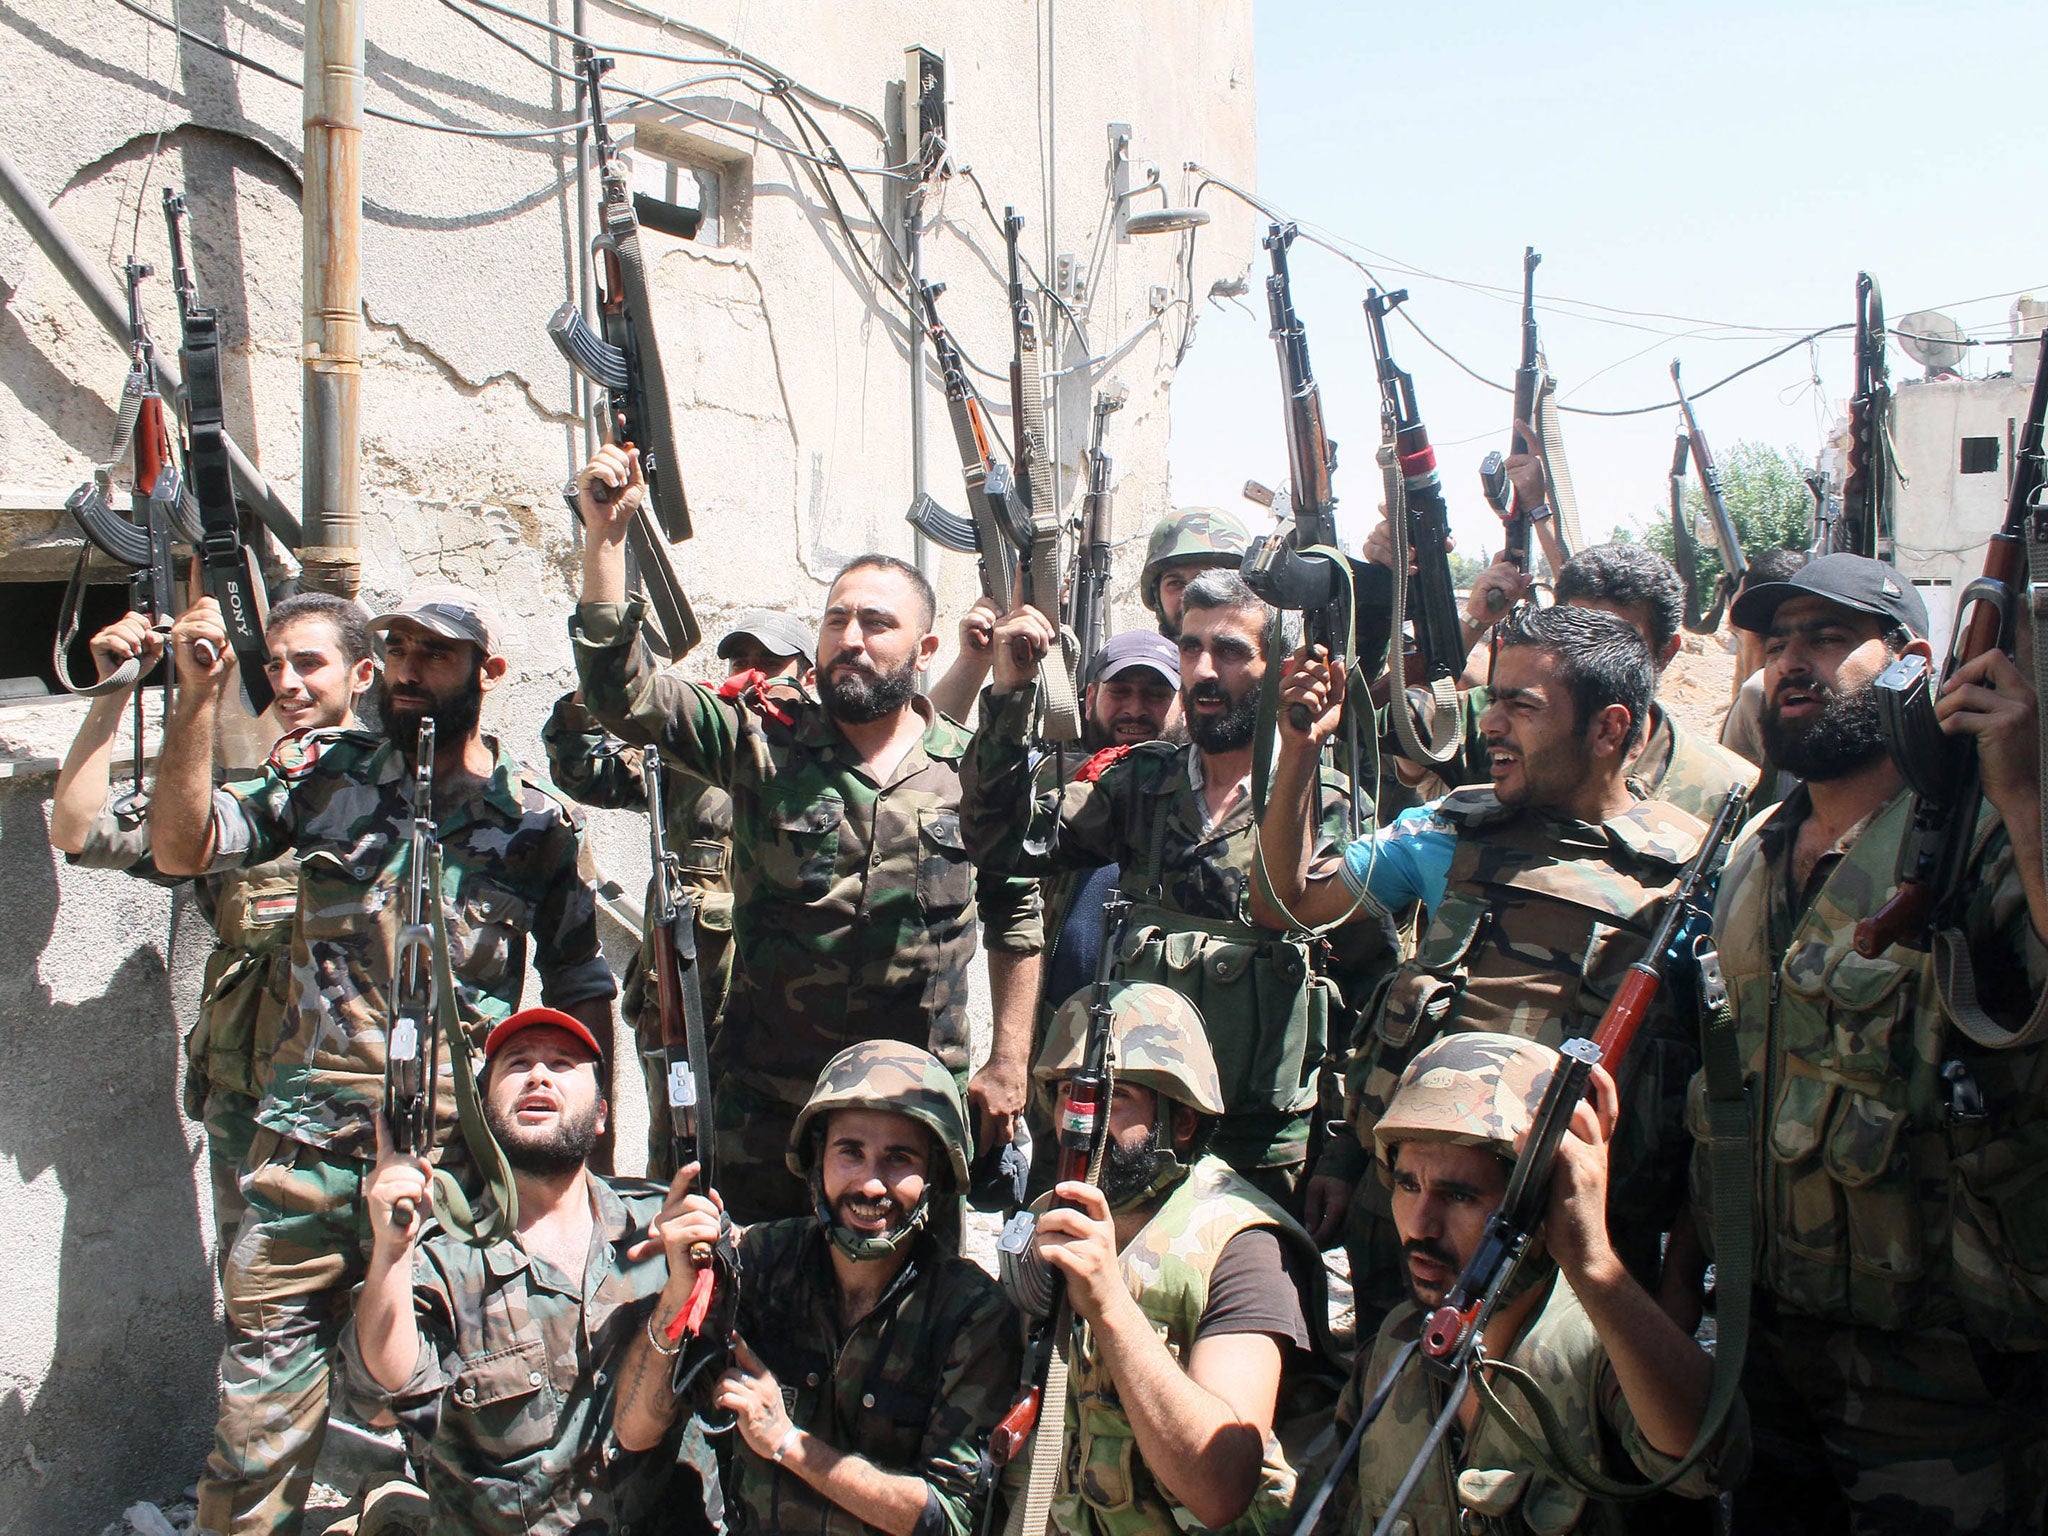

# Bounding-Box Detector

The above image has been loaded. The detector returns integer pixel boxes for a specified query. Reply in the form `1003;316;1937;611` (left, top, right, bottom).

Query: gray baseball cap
368;582;502;655
717;608;815;667
1088;629;1181;688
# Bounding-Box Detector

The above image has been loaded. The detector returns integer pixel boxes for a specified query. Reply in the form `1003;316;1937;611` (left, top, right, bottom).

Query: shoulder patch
267;726;339;780
1074;744;1134;783
1435;786;1509;828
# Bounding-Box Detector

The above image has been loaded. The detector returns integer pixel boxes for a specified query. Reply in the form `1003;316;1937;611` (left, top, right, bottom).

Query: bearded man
570;443;1044;1222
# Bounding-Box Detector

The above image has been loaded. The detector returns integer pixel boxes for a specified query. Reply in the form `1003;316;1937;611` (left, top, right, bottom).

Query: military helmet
787;1039;974;1189
1036;982;1227;1116
1140;508;1251;616
1373;1032;1562;1165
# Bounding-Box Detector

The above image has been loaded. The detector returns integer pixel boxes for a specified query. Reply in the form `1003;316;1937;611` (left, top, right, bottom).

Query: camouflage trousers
1734;1308;2048;1535
203;1087;261;1286
710;1069;815;1224
197;1131;374;1536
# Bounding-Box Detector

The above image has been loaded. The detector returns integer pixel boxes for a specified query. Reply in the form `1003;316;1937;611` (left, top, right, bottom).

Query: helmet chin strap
811;1166;933;1262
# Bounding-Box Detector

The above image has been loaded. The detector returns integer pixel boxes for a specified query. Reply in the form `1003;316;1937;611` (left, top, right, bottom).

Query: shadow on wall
0;788;218;1533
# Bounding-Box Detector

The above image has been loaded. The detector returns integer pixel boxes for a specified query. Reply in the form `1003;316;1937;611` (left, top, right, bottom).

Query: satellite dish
1897;310;1966;375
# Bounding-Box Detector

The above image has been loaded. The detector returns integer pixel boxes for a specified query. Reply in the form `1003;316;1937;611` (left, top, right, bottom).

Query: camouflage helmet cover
1035;982;1227;1116
787;1040;974;1188
1141;508;1251;615
1373;1032;1563;1165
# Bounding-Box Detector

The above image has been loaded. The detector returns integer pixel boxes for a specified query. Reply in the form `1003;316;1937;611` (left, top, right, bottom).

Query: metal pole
572;0;595;462
0;146;302;547
301;0;365;596
906;180;932;582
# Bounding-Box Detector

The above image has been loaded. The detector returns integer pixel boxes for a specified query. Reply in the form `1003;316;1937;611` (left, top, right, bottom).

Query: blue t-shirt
1339;801;1457;917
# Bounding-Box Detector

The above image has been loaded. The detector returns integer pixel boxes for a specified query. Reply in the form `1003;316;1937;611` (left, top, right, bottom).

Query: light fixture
1116;171;1209;238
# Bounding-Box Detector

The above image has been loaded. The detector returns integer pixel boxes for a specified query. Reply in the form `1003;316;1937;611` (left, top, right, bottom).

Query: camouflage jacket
1060;1156;1337;1536
1690;784;2048;1346
67;803;301;1108
1351;790;1708;1249
571;601;1041;1092
335;1175;701;1535
204;728;615;1157
727;1216;1022;1536
542;689;738;1029
964;681;1391;1175
1333;1279;1745;1535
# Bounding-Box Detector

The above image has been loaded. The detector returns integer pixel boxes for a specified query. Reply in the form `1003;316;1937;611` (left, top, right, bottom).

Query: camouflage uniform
66;805;300;1272
1689;783;2048;1532
544;690;736;1181
335;1176;709;1536
571;600;1042;1223
963;680;1392;1189
1345;788;1708;1297
194;728;616;1536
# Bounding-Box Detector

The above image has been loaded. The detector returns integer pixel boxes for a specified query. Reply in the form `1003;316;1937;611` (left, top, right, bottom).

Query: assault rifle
549;51;700;659
163;189;275;716
1066;386;1126;686
987;893;1130;1536
1364;285;1466;769
1293;786;1751;1535
1669;360;1749;633
643;754;739;1425
384;718;440;1231
1854;335;2048;982
1477;248;1544;609
906;279;1026;608
1839;272;1893;561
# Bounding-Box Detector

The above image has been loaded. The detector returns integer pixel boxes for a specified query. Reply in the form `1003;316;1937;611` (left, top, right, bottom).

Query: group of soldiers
48;423;2048;1536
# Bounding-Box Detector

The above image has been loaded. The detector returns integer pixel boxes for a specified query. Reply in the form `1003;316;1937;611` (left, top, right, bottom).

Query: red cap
483;1006;606;1064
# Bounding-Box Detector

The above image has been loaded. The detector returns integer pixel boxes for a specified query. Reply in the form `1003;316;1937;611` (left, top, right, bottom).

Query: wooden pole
301;0;364;596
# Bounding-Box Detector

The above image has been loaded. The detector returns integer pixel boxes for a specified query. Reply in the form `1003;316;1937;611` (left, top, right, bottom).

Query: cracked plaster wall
0;0;1255;1525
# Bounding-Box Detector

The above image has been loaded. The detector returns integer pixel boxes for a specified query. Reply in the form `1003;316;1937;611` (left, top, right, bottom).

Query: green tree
1643;439;1814;597
1446;550;1486;589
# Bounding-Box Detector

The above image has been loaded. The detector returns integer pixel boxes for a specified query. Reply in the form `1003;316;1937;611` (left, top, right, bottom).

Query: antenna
1896;310;1966;376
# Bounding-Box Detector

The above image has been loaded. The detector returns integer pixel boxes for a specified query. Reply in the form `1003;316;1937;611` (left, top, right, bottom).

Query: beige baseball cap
368;582;503;656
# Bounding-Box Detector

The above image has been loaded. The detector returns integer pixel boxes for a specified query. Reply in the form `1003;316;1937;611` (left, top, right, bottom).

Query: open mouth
514;1092;560;1121
1486;746;1520;779
1772;684;1820;718
838;1197;898;1232
1407;1252;1452;1292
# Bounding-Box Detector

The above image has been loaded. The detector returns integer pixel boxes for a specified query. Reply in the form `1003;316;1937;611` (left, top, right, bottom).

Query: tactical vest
185;850;303;1116
1702;789;2048;1348
1363;791;1704;1246
1058;1156;1337;1536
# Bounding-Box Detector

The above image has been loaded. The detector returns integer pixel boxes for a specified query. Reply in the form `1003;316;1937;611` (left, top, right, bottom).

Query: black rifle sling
603;197;691;547
182;309;275;716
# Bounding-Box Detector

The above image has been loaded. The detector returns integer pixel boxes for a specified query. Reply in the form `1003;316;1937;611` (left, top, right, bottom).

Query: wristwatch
1527;501;1555;524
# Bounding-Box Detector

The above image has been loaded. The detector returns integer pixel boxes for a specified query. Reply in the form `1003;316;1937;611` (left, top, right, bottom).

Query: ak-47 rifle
1853;336;2048;997
384;719;441;1232
1478;248;1544;609
1293;786;1752;1536
1066;386;1126;686
549;51;700;660
163;189;274;716
1364;285;1466;770
987;893;1130;1536
907;279;1028;608
642;754;740;1424
1669;360;1750;633
1839;272;1893;561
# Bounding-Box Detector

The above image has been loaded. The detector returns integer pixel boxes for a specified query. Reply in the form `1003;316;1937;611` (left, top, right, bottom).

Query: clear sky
1168;0;2048;561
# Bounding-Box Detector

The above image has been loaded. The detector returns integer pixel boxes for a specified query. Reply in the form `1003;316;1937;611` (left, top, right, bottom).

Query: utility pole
301;0;364;596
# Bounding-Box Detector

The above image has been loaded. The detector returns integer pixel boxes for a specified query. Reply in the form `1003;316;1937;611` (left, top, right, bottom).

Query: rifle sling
1381;445;1461;770
53;542;148;697
1015;314;1082;746
181;310;275;716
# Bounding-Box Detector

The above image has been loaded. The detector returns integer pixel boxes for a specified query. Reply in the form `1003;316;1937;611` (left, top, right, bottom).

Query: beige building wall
0;0;1255;1524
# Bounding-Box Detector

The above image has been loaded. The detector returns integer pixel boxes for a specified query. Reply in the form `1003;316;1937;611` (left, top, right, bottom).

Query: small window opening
1960;437;2000;475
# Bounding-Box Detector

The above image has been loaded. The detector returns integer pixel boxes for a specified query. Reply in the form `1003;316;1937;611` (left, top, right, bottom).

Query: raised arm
925;595;998;724
51;614;164;853
149;598;235;875
1248;648;1363;932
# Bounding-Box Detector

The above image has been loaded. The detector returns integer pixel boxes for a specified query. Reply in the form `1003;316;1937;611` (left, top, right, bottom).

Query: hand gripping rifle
1478;248;1544;609
1364;285;1466;771
385;719;442;1231
1066;386;1126;687
1853;338;2048;1059
986;893;1130;1536
642;754;740;1427
1668;360;1750;634
1839;271;1894;562
1293;786;1753;1536
163;189;275;716
549;51;700;660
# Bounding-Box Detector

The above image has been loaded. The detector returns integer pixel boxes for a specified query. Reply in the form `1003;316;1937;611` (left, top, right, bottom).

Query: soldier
1716;548;1807;811
1020;982;1340;1534
1325;1034;1746;1535
614;1040;1023;1534
570;443;1043;1222
342;1006;708;1534
1682;554;2048;1533
150;581;617;1536
968;571;1392;1241
1255;605;1707;1293
543;608;814;1180
50;594;375;1274
1140;507;1250;640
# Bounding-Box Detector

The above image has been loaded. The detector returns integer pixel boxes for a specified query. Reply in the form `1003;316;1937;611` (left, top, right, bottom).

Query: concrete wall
0;0;1255;1524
